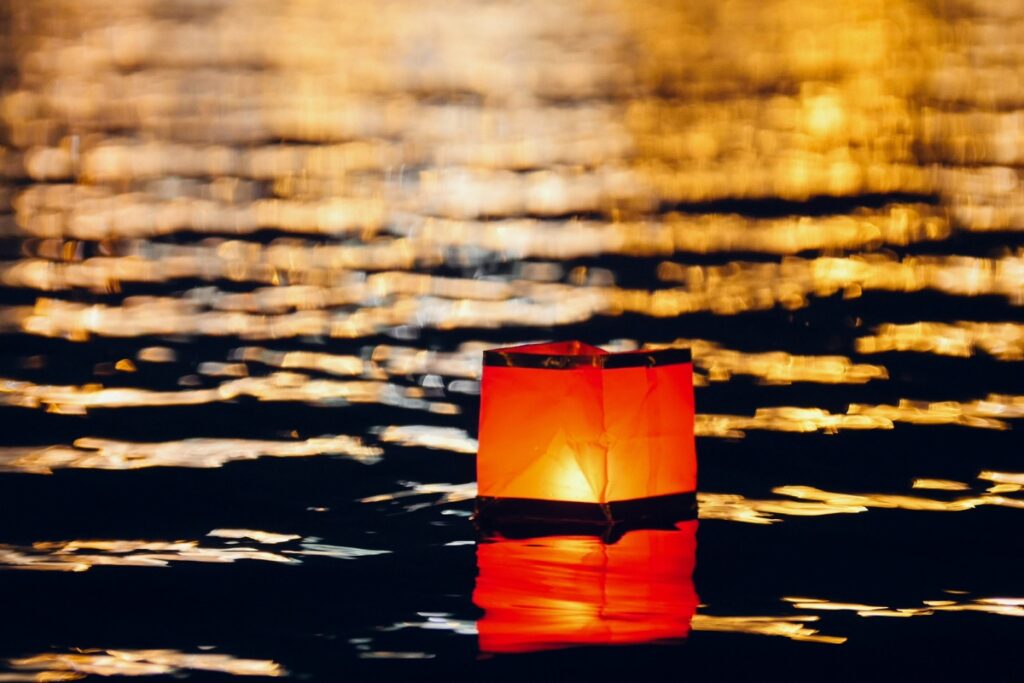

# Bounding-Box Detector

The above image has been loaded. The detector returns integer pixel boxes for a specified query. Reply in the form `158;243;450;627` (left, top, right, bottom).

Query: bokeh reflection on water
2;0;1024;678
4;650;285;679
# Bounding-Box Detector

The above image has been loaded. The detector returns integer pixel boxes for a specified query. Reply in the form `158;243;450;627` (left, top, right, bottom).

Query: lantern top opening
483;341;691;370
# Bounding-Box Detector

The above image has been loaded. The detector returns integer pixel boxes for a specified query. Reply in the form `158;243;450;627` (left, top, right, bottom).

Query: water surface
1;0;1023;679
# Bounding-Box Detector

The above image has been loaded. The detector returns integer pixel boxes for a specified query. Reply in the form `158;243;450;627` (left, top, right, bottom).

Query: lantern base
474;491;697;529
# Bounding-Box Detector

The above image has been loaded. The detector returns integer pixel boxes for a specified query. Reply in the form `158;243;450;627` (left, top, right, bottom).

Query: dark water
2;0;1024;680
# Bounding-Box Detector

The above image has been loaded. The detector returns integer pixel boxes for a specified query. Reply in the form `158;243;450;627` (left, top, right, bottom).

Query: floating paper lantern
476;341;696;523
474;521;699;653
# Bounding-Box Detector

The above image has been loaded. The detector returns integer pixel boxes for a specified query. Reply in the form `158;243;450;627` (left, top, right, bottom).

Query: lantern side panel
477;365;608;503
602;362;697;503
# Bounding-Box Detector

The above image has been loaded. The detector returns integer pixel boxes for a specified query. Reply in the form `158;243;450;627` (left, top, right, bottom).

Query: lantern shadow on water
476;341;697;524
474;521;699;654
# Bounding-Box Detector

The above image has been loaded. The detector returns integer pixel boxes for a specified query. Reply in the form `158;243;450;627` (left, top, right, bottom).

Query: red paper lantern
474;521;699;653
476;341;696;523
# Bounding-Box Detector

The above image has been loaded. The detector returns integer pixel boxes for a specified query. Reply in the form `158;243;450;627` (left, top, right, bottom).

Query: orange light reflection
474;522;698;653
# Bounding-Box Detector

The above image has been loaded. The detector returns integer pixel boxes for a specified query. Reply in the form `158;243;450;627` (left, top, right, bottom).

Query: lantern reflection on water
476;341;696;523
474;521;699;653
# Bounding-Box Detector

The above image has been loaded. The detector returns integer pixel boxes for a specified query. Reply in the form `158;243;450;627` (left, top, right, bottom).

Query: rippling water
2;0;1024;679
